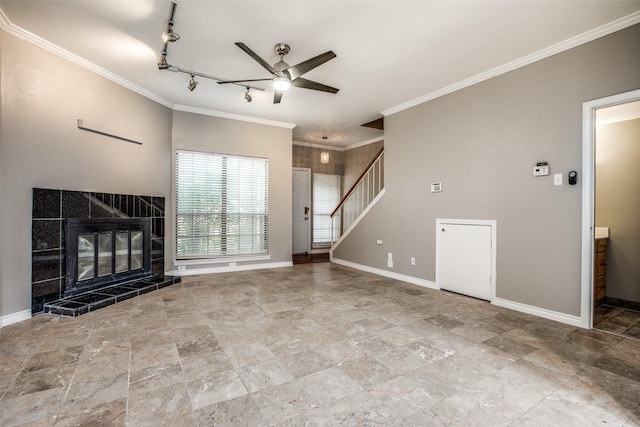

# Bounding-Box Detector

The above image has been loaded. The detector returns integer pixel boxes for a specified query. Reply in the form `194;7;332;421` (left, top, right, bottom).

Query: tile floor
1;263;639;426
593;304;640;340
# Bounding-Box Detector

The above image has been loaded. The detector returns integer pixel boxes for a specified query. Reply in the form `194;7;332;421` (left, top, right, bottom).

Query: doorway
581;88;640;329
292;168;311;255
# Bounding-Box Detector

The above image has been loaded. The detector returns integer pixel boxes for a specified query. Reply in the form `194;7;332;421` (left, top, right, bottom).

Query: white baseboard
492;297;583;327
330;257;437;289
1;309;32;328
168;261;293;276
330;257;583;328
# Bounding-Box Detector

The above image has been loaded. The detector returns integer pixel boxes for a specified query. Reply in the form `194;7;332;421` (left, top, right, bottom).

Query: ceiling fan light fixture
273;76;291;91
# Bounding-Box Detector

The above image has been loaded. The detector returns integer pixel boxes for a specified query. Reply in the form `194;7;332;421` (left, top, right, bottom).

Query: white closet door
438;222;493;301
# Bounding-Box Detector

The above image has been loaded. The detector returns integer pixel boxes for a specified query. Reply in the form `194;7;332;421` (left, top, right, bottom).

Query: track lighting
162;29;180;43
187;74;198;91
157;53;170;70
157;1;266;100
162;3;180;43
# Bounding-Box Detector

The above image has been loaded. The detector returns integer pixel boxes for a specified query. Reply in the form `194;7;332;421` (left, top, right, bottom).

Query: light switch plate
554;173;563;186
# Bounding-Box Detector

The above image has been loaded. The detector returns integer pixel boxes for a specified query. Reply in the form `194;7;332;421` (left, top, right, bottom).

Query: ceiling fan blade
235;42;278;75
217;78;271;85
286;51;336;81
291;77;339;94
274;90;284;104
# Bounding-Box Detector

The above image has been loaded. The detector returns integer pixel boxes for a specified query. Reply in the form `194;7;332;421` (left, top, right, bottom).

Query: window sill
174;255;272;267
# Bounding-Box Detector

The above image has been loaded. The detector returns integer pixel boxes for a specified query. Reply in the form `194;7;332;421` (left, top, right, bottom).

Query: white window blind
313;173;340;246
176;150;268;258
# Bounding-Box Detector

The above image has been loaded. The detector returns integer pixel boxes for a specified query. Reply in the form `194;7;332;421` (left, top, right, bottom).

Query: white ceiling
597;100;640;125
2;1;640;148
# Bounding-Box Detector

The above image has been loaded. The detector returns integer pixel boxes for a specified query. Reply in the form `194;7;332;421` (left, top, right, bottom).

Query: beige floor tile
2;263;639;426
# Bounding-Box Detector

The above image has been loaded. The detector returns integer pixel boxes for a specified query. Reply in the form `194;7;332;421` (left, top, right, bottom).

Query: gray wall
171;111;293;270
0;31;173;318
596;118;640;303
342;140;384;194
334;23;640;317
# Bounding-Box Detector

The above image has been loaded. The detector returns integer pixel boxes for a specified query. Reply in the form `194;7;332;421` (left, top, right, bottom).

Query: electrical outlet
387;259;393;268
410;257;416;266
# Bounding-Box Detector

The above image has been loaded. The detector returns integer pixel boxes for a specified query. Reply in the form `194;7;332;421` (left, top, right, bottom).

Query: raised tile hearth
43;274;179;317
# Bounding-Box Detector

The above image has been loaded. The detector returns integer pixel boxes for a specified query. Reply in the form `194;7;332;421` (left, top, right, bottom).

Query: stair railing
330;147;384;244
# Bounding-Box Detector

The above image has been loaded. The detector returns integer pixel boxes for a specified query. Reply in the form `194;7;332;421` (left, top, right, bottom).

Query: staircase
330;147;385;247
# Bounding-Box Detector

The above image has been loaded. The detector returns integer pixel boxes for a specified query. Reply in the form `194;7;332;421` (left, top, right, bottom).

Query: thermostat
533;162;549;177
431;182;442;193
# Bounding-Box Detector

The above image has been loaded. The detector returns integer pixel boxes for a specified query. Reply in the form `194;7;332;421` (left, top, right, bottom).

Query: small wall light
245;87;252;103
320;152;330;164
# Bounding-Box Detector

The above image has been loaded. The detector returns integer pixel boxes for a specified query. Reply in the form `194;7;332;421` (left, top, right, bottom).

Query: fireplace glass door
65;218;151;296
77;234;96;281
78;230;144;281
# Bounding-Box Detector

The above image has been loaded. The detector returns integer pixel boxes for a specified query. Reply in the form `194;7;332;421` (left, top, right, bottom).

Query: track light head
245;87;252;103
157;54;170;70
187;74;198;91
162;29;180;43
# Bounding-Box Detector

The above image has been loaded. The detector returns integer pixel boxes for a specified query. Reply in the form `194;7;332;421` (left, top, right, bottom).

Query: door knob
304;207;309;215
442;228;446;232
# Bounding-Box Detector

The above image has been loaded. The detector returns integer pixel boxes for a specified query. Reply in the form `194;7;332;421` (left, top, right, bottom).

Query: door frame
292;167;311;254
580;88;640;328
435;218;497;302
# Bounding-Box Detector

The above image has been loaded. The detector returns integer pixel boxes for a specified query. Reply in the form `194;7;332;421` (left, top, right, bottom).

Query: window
313;173;341;247
176;150;268;258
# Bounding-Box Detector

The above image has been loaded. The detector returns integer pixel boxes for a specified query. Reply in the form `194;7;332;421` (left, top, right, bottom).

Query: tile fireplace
31;188;179;316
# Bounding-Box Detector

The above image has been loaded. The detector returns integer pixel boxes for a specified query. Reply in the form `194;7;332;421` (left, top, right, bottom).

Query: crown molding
174;105;296;129
292;140;340;151
0;9;298;130
382;11;640;117
343;136;384;151
293;135;384;151
0;8;176;109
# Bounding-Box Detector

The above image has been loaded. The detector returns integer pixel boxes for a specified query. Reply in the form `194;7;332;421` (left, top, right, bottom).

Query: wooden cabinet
594;238;608;306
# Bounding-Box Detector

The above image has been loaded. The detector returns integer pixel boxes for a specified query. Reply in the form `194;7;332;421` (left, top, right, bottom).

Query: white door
437;220;494;301
292;168;311;254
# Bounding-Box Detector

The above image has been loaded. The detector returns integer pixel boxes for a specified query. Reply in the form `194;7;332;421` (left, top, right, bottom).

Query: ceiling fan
218;43;339;104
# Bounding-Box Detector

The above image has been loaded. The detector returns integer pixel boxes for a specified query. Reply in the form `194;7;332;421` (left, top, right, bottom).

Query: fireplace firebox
65;218;151;296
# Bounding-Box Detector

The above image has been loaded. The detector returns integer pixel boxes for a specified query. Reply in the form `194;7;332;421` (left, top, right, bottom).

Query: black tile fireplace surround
31;188;179;315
